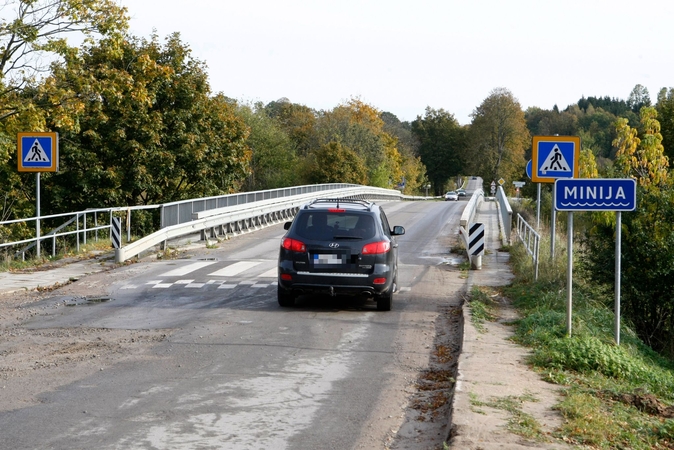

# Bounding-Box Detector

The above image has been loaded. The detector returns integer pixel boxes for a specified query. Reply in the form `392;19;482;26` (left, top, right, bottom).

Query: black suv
278;198;405;311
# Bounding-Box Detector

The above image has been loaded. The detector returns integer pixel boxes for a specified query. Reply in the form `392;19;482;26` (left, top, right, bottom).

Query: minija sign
554;178;636;212
554;177;637;344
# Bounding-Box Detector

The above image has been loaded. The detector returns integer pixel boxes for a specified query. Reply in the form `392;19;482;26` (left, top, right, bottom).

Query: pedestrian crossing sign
531;135;580;183
18;132;59;172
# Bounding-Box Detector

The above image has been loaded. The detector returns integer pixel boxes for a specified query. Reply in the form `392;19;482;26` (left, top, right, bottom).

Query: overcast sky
124;0;674;125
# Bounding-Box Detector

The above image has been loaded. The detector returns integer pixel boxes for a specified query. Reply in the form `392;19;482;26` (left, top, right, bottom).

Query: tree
656;87;674;162
411;107;465;195
43;33;251;211
614;107;668;189
525;106;578;138
584;107;674;356
627;84;651;113
305;141;367;185
0;0;128;121
315;99;403;188
579;148;598;178
467;88;529;185
264;98;317;157
582;187;674;358
237;102;298;190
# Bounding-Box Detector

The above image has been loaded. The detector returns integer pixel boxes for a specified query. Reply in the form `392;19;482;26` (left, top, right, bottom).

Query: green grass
470;391;547;441
467;286;498;333
505;237;674;449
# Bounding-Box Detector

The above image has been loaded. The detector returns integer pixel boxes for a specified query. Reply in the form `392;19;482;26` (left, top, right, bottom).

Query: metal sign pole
551;187;556;259
536;183;541;230
36;172;41;258
566;211;573;336
615;212;622;345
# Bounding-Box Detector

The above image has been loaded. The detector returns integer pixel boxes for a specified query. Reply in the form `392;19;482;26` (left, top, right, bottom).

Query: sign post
532;136;580;259
17;132;59;258
554;178;636;342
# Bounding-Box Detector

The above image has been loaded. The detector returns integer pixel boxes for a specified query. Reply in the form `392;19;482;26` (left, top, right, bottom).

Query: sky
124;0;674;125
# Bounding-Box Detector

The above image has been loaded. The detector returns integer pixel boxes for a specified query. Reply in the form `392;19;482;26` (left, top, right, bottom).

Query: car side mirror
284;221;292;230
391;226;405;236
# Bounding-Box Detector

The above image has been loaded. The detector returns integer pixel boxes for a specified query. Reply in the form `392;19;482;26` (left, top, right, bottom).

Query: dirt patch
389;303;464;449
0;271;170;413
605;390;674;418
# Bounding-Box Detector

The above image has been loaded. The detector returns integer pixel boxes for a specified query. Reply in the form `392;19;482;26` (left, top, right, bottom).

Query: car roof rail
305;198;373;211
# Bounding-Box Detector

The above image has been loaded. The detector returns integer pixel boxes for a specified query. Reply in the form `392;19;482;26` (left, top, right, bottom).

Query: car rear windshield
294;211;376;240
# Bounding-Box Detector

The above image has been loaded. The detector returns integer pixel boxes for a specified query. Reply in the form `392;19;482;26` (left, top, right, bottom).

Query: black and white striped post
468;222;485;269
111;217;122;249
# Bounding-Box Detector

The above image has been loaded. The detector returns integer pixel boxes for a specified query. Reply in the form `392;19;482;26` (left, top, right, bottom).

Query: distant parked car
444;191;459;201
457;189;466;197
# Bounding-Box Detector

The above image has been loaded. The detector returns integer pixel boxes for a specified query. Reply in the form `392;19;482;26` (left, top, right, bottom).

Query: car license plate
312;253;345;265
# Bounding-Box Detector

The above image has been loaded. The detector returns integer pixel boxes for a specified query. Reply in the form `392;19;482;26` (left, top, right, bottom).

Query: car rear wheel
277;285;296;307
377;289;392;311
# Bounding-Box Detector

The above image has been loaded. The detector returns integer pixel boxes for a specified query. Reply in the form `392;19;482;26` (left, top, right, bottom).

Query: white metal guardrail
161;183;366;227
495;186;513;244
0;205;160;260
515;213;540;280
115;186;404;263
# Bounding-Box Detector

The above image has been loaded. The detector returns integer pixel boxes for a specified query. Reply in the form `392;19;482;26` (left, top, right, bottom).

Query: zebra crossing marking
208;261;261;277
118;259;412;293
161;261;217;277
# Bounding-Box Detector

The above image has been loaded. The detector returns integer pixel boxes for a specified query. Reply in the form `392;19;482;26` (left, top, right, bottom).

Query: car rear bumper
278;263;394;297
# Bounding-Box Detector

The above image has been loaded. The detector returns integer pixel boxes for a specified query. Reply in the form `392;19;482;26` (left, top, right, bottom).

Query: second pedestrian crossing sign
17;132;59;172
531;135;580;183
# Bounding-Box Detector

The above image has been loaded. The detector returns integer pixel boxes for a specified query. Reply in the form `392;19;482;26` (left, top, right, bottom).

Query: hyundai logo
328;242;340;248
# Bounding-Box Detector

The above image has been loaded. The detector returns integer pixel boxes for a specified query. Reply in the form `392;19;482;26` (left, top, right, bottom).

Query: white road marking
258;268;277;278
208;261;262;277
161;261;218;277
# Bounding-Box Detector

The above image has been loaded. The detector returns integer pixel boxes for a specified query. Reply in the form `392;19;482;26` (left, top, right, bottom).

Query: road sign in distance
532;135;580;183
554;178;636;211
526;160;532;180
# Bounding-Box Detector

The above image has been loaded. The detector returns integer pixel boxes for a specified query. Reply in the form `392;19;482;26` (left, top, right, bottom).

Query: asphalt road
1;199;468;449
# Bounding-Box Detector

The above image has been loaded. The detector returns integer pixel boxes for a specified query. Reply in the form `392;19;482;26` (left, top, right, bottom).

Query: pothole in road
64;296;113;306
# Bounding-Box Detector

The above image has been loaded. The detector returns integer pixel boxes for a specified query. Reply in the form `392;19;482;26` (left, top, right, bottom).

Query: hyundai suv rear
278;198;405;311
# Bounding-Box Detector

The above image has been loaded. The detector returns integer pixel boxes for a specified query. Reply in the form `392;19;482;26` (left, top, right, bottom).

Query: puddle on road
441;256;466;266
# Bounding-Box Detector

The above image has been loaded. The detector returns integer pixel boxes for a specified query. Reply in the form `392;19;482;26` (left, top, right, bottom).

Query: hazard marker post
17;132;59;258
468;222;485;269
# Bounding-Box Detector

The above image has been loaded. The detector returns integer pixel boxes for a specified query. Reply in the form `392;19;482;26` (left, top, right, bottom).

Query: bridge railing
115;185;404;263
495;186;513;244
515;213;540;280
0;205;160;261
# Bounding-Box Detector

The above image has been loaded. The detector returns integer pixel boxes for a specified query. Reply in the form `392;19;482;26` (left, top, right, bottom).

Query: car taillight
362;241;390;255
280;273;293;281
282;237;306;252
373;277;387;285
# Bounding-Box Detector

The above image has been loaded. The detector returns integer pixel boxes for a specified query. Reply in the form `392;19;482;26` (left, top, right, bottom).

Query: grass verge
506;241;674;449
